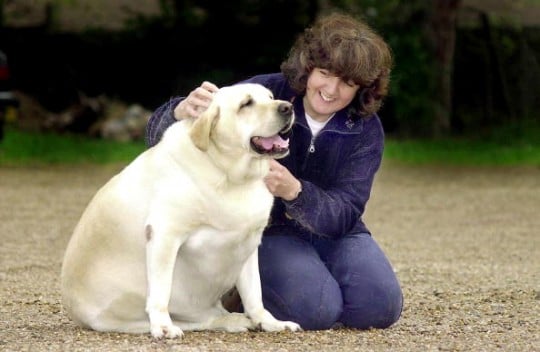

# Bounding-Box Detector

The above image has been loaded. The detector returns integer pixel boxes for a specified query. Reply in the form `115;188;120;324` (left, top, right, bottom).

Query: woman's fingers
174;81;219;119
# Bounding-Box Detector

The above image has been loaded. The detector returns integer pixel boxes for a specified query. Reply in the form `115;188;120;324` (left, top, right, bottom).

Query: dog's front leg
145;224;184;339
236;249;301;332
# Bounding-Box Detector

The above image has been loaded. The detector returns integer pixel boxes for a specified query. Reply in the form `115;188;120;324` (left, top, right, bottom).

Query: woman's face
303;68;360;122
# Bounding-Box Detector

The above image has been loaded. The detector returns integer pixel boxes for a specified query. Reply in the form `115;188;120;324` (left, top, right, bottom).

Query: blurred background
3;5;539;352
0;0;539;145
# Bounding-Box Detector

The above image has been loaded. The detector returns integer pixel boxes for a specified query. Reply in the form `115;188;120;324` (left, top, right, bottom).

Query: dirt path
1;161;539;351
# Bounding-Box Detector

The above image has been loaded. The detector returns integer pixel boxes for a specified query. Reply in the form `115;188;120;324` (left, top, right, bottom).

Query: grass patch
1;126;539;166
0;127;146;166
384;137;540;166
384;119;540;166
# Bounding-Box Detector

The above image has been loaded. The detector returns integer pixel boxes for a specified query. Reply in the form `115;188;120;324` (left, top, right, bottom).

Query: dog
61;83;301;339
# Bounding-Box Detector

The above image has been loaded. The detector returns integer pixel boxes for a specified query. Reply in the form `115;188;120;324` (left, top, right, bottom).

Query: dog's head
189;83;294;159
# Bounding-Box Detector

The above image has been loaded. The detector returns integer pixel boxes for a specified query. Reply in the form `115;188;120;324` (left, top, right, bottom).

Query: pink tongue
259;135;289;150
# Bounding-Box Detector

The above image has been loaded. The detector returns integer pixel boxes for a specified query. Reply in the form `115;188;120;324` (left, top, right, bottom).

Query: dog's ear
189;104;220;151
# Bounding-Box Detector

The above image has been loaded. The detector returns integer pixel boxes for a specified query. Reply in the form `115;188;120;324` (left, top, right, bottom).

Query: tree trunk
427;0;462;136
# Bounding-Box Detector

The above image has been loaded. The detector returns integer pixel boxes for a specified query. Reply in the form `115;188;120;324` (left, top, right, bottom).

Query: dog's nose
278;102;293;117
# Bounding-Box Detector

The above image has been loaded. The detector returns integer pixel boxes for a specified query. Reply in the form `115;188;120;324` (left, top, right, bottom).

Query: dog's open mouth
250;133;290;156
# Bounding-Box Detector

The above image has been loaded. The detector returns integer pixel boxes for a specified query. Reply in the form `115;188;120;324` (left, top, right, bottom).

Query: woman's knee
323;233;403;329
262;274;343;330
340;280;403;329
258;235;343;330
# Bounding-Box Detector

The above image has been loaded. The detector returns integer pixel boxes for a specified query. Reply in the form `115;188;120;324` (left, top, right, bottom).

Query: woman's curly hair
281;12;393;117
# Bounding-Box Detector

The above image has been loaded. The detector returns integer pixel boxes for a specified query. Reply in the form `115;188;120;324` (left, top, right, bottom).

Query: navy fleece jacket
145;73;384;238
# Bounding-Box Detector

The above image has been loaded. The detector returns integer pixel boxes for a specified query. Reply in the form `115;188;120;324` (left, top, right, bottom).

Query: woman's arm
145;97;181;148
282;118;384;237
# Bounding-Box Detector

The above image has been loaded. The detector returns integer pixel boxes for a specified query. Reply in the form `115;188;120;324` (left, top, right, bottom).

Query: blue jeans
258;232;403;330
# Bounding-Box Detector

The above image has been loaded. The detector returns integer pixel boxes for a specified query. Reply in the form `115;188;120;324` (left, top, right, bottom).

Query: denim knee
340;279;403;329
263;274;343;331
317;233;404;330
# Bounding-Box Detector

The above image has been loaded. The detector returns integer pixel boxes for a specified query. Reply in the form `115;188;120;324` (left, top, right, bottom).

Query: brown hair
280;12;393;117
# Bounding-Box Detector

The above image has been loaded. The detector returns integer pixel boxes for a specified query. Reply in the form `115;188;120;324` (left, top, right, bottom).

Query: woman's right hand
174;81;219;120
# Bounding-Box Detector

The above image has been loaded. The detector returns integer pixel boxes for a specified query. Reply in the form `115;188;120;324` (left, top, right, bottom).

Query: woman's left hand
264;160;302;201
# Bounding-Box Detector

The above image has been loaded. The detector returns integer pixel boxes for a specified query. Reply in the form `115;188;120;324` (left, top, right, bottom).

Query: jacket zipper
308;137;316;153
301;136;316;173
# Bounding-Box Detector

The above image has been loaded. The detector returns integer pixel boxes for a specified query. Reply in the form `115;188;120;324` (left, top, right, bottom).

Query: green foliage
384;137;540;166
0;128;145;166
385;118;540;166
1;126;538;167
4;0;537;139
386;27;437;136
341;1;437;136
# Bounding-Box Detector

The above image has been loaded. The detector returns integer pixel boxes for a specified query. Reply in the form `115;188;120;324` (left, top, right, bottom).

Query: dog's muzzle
250;102;294;158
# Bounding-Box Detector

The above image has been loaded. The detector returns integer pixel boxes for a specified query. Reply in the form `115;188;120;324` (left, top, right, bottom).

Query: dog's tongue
258;135;289;150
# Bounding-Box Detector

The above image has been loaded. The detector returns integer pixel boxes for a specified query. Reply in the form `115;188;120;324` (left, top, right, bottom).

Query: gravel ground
1;161;539;351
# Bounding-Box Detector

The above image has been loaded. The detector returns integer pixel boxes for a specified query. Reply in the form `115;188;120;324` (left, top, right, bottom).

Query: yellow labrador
61;83;300;339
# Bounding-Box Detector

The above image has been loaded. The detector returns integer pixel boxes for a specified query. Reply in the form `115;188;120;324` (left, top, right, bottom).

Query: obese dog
61;83;301;339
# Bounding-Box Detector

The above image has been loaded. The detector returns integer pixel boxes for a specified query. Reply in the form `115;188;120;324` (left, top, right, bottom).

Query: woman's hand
174;81;219;120
264;160;302;201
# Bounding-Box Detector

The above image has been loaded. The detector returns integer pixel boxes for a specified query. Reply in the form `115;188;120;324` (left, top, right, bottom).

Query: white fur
61;84;300;339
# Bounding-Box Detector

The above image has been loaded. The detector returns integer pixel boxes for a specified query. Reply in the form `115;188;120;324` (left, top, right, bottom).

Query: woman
146;12;403;331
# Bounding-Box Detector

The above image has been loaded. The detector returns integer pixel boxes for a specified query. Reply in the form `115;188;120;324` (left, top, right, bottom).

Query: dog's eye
240;98;254;109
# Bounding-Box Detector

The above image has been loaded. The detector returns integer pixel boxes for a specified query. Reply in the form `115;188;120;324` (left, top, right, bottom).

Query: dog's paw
250;309;302;332
281;320;302;332
213;312;256;332
151;324;184;339
226;313;256;332
260;320;302;332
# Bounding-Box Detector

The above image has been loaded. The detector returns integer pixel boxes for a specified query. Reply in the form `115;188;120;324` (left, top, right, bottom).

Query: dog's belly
168;226;262;317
